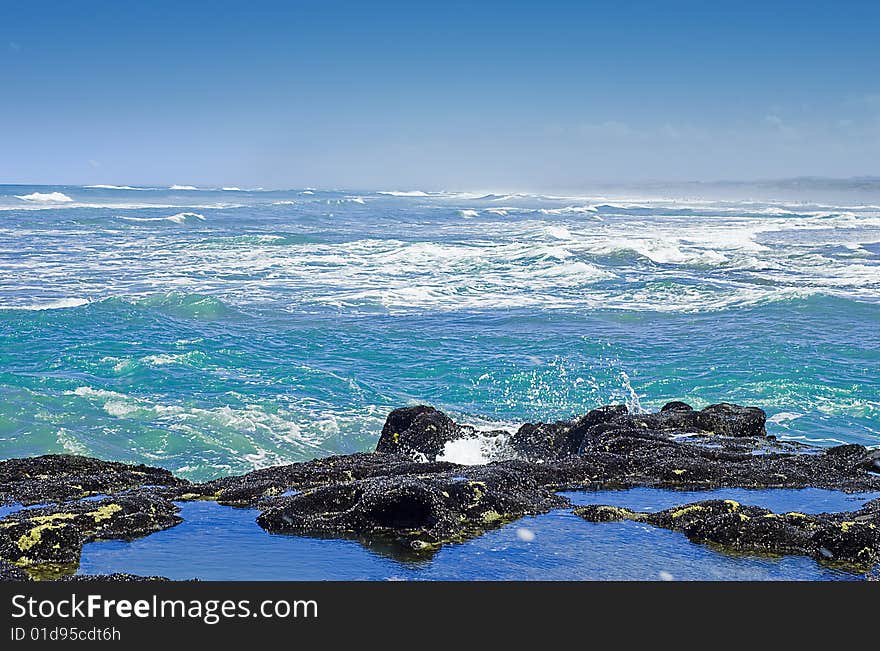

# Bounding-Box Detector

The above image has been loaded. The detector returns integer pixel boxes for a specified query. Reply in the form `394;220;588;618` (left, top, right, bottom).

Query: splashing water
0;183;877;480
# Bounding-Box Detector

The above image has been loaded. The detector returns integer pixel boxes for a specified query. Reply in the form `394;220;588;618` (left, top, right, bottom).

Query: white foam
56;428;89;455
437;438;488;465
7;297;90;311
86;184;142;190
768;412;803;423
545;225;572;240
16;191;74;203
436;424;514;465
539;205;599;216
169;185;198;190
167;212;205;224
121;212;205;224
0;201;240;212
4;189;880;315
459;209;480;218
378;190;431;197
65;386;340;465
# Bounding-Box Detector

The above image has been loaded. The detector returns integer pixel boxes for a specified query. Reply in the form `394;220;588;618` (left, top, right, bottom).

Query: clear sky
2;0;879;190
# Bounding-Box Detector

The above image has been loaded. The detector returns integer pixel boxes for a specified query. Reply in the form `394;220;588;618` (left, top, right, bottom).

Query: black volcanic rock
60;573;171;582
183;452;459;507
0;558;29;581
623;402;766;439
661;401;694;412
2;400;879;578
372;402;767;465
0;493;181;576
375;405;466;461
509;405;628;461
698;403;767;438
0;454;186;507
575;497;880;569
257;463;568;552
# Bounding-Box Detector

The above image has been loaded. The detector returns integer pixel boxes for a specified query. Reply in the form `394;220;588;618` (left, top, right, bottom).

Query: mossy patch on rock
3;401;880;579
0;493;181;577
573;505;639;522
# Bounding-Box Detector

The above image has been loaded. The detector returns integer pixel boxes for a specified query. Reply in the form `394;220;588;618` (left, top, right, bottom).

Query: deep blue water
76;488;878;581
1;183;878;579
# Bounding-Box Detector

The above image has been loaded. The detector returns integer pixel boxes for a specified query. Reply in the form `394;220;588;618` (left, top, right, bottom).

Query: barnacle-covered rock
257;463;567;553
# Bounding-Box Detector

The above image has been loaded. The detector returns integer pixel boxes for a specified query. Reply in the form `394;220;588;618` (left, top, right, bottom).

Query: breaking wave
121;212;205;224
16;191;74;203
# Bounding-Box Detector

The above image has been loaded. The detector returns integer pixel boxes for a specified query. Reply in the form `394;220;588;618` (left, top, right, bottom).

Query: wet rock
866;449;880;474
185;452;458;507
374;402;769;464
0;558;29;581
509;405;628;461
623;402;766;439
698;403;767;438
60;573;171;582
661;401;694;413
0;454;186;507
563;430;880;493
574;504;639;523
575;498;880;569
374;406;466;461
0;493;182;576
257;464;568;553
1;400;877;579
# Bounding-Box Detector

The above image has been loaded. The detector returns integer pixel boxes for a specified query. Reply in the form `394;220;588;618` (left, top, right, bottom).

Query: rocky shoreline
2;401;880;580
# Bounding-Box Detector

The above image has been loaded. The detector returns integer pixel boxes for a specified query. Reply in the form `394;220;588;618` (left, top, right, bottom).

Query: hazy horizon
6;177;880;206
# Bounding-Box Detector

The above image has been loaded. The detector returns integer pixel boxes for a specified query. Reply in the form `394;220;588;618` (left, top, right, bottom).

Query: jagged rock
625;402;766;438
563;427;879;492
574;504;638;523
184;452;458;507
374;405;467;461
0;558;29;580
193;404;880;557
574;497;880;569
257;464;568;552
2;400;878;579
509;405;628;461
661;401;694;412
0;493;182;575
60;573;171;582
698;403;767;438
373;402;767;464
0;455;186;506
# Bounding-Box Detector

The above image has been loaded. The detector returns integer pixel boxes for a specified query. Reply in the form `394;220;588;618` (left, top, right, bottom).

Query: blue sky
1;0;879;190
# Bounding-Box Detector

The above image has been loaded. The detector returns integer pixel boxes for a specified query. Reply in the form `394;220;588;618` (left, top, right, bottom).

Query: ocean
1;182;878;484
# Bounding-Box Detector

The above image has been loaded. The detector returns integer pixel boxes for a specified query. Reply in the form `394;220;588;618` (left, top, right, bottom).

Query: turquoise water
77;488;878;580
1;183;878;481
